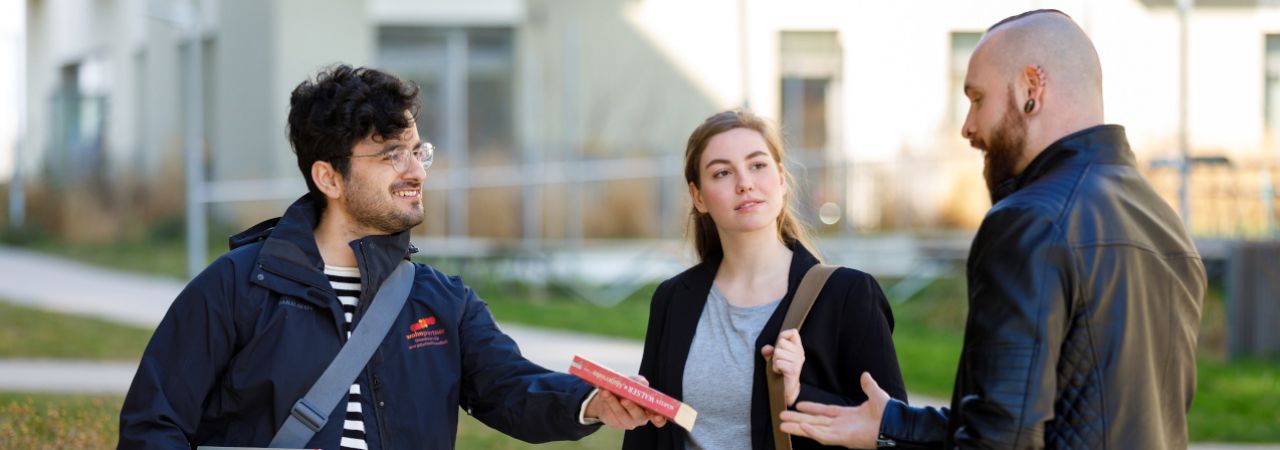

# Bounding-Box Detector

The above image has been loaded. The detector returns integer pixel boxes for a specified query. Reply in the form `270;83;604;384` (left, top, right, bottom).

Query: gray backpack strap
269;260;416;448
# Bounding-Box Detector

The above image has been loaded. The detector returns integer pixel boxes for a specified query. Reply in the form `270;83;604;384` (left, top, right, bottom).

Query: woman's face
690;127;787;237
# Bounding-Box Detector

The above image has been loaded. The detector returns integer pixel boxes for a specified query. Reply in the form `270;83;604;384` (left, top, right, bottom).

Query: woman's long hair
683;109;817;263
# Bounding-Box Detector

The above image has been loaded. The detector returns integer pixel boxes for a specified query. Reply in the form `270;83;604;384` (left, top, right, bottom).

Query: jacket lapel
657;245;819;448
749;244;818;448
663;245;822;397
663;262;716;400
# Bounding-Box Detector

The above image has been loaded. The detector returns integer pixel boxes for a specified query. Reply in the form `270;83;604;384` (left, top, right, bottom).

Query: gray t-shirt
682;286;782;450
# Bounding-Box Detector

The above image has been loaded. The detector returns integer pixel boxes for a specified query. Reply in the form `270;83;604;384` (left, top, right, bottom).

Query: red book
569;355;698;431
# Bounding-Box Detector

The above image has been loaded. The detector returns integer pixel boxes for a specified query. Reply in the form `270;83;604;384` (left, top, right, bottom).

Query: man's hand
779;372;889;448
584;376;668;430
761;328;805;406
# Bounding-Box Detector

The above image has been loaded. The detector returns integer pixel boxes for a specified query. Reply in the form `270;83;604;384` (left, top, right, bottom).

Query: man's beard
972;95;1027;200
343;179;425;235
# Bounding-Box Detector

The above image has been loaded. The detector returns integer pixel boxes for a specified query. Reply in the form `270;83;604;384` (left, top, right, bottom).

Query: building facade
18;0;1280;243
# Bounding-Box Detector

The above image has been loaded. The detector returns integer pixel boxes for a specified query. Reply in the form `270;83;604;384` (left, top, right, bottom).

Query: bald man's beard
972;96;1028;201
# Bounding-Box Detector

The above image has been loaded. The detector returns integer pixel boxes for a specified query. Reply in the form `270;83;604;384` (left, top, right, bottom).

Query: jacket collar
991;124;1134;203
664;242;820;394
677;241;820;292
231;195;416;297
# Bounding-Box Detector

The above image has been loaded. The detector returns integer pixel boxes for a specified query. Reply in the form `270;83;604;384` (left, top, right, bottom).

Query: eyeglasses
345;142;435;173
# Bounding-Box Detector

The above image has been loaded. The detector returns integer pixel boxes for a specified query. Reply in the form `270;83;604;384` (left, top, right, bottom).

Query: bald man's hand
780;372;890;448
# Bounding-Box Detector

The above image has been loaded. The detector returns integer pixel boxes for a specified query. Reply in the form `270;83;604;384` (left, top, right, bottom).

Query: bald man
780;10;1205;449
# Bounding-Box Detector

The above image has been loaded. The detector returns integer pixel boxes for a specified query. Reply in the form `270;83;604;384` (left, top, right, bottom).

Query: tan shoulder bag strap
766;264;838;450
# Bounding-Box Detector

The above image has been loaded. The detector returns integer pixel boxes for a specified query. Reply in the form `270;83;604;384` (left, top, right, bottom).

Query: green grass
2;223;226;281
458;413;623;449
0;300;152;360
479;283;654;341
18;237;218;281
892;326;963;401
885;275;968;400
1190;357;1280;442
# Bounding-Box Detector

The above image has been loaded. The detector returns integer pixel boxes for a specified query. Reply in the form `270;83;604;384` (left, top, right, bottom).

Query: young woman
623;110;907;449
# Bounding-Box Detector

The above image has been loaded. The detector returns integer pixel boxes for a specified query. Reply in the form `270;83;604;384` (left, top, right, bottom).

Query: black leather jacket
879;125;1205;449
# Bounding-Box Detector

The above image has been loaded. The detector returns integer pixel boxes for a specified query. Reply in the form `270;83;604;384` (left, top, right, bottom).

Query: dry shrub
0;395;119;449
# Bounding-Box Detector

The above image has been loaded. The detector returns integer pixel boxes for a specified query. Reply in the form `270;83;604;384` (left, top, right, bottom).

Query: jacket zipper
354;242;392;449
367;364;390;449
262;252;388;447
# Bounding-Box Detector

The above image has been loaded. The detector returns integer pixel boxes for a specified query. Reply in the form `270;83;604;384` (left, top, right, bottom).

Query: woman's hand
762;328;805;406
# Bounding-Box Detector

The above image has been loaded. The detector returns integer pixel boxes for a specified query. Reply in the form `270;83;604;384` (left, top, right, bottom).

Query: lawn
479;282;653;342
1189;357;1280;442
0;391;625;449
0;236;1275;443
0;301;153;360
457;414;624;449
2;226;224;281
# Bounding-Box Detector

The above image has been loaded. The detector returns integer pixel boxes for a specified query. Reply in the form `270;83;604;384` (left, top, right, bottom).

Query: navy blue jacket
119;196;600;449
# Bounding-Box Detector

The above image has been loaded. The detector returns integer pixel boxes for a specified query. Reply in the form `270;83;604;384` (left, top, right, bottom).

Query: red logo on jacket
409;316;436;332
405;315;448;349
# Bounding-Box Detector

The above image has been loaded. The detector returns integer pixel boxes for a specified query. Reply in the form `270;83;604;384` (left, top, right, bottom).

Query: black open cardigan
622;244;909;449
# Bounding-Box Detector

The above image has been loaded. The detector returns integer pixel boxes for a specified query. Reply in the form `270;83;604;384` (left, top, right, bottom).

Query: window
779;31;843;229
1266;34;1280;136
377;27;515;167
779;31;841;153
950;32;982;125
377;27;518;238
49;58;109;186
178;37;217;177
466;29;515;160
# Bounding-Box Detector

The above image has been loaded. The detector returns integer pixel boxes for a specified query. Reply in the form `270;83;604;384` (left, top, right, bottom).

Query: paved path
0;246;184;327
0;246;648;392
0;323;643;396
0;358;139;394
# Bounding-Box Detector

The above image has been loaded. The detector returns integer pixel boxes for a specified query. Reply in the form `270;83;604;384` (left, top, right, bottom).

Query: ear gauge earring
1024;99;1036;113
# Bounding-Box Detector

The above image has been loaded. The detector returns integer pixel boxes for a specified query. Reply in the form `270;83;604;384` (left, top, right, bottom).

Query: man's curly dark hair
286;64;421;201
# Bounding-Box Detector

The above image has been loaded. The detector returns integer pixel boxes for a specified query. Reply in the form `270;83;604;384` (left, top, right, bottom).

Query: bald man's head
979;10;1103;101
961;9;1106;199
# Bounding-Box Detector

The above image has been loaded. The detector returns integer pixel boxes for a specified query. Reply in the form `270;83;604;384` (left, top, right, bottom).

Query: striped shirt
325;265;368;450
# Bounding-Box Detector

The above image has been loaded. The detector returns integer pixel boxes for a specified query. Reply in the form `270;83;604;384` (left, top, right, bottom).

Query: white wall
616;0;1280;227
370;0;524;26
564;0;1274;165
20;0;1280;232
0;1;23;183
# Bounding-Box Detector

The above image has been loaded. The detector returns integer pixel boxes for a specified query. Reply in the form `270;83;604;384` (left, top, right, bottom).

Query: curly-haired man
119;65;660;450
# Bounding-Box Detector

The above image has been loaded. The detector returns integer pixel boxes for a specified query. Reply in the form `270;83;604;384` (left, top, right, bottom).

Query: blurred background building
6;4;1280;439
6;0;1280;252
